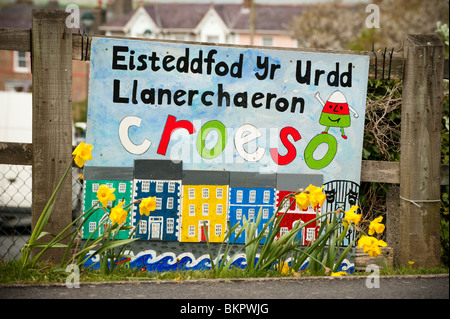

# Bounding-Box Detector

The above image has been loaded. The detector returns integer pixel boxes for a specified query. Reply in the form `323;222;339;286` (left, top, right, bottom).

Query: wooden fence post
399;34;445;268
31;9;72;263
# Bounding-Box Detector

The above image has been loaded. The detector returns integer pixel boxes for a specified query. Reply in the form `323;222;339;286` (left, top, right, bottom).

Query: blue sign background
86;37;369;185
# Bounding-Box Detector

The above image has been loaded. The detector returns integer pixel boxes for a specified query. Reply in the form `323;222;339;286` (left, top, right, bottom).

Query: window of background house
261;37;273;47
14;51;29;72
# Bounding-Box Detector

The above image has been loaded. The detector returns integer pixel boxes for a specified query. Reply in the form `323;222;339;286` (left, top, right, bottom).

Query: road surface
1;274;447;300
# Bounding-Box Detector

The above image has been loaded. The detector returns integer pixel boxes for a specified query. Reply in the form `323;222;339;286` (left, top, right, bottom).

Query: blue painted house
228;172;276;244
132;159;182;241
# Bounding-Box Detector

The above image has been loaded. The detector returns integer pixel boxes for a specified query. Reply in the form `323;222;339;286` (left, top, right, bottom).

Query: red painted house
275;174;323;246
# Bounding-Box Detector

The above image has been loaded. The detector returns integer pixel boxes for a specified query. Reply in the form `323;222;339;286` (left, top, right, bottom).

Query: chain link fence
0;164;84;261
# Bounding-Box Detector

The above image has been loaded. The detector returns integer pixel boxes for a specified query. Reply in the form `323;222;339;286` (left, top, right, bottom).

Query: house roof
101;2;305;33
0;3;36;29
0;2;100;31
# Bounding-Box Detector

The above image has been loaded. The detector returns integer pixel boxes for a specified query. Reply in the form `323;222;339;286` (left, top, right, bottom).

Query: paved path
1;274;448;300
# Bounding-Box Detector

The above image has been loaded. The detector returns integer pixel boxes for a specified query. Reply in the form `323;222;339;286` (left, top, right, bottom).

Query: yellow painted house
180;171;230;243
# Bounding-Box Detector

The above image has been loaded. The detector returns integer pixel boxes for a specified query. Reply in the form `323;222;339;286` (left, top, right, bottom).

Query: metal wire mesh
0;164;84;261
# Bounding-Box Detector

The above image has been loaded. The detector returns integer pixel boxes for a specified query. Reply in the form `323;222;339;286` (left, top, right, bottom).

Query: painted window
156;181;164;192
263;190;271;203
249;190;256;203
306;228;315;242
280;227;289;237
263;223;270;235
188;225;195;237
167;218;174;234
282;198;290;210
167;197;174;209
216;187;223;199
235;225;241;236
156;198;162;210
236;209;242;220
142;180;150;192
263;208;269;219
92;183;99;192
89;222;96;233
139;220;147;234
189;188;195;199
202;188;209;199
202;203;209;216
236;190;243;203
216;204;223;215
248;208;255;220
215;224;222;237
118;182;126;193
168;181;175;193
189;204;195;216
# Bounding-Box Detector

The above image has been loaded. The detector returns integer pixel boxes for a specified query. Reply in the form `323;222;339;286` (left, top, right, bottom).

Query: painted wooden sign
84;37;369;253
86;38;369;179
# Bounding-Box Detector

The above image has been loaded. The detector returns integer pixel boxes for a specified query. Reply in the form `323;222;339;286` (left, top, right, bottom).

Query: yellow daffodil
358;235;387;258
72;141;93;168
306;184;326;208
139;196;157;216
331;271;347;276
343;205;361;227
295;192;310;210
368;216;385;235
96;184;116;207
277;262;290;275
109;202;128;225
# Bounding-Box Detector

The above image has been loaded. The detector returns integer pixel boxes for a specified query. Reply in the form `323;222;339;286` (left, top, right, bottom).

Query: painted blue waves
83;250;354;274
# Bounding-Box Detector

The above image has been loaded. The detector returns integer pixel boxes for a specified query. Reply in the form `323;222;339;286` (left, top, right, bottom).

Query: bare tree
289;0;449;51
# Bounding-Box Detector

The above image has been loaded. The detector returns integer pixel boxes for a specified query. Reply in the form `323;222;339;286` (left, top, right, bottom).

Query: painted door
199;221;209;242
149;217;163;240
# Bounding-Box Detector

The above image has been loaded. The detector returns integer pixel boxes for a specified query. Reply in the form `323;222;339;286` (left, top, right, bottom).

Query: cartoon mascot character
314;91;359;139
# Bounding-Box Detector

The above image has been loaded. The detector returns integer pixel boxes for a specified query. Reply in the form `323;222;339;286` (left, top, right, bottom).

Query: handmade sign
84;37;369;254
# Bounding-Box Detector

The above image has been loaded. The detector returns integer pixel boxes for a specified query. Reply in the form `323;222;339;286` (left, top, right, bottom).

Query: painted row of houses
82;159;328;245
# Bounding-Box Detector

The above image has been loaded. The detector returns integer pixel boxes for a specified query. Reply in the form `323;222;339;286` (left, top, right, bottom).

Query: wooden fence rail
0;9;448;267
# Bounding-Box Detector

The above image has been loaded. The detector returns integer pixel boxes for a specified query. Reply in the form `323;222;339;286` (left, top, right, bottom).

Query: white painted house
99;1;304;48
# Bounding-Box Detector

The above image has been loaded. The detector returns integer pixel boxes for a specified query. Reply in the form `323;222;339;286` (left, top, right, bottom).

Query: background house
132;159;182;242
99;0;304;47
0;0;107;105
322;179;360;246
180;170;229;243
0;0;304;119
228;172;276;244
275;173;323;245
82;166;134;239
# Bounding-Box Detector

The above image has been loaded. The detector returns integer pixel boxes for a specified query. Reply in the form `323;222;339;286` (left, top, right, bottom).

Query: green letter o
196;120;227;159
304;133;337;169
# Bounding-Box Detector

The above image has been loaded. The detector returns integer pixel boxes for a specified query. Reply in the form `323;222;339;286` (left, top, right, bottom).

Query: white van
0;91;83;233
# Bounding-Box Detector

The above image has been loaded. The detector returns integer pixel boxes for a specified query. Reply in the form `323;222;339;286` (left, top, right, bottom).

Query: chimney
241;0;251;14
115;0;132;16
106;0;133;22
48;0;59;8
